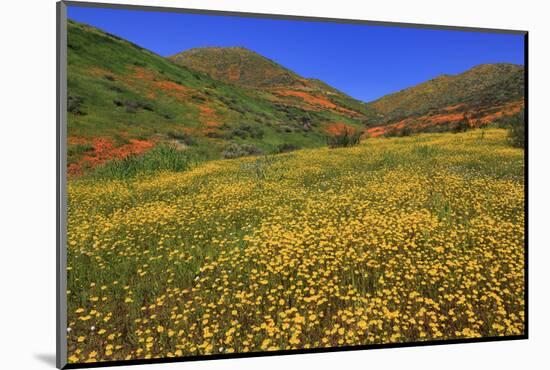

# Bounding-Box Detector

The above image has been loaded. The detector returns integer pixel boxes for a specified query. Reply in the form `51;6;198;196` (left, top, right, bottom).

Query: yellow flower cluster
66;129;524;363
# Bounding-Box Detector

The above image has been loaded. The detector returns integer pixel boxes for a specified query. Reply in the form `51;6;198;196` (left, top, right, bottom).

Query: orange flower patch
427;112;466;124
119;66;195;103
478;100;524;125
442;103;465;112
87;66;112;78
366;126;387;138
67;136;155;176
130;66;156;81
366;120;408;137
68;136;89;146
273;89;360;118
275;89;338;110
198;105;222;128
366;99;524;137
227;66;241;81
154;80;190;93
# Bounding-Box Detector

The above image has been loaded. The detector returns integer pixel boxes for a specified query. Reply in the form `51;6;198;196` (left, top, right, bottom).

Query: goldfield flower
66;129;524;362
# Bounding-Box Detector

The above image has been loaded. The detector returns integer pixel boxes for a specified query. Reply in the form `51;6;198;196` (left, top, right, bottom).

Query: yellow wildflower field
66;129;525;363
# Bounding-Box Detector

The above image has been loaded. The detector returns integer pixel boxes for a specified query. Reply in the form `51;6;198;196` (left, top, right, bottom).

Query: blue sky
67;6;524;102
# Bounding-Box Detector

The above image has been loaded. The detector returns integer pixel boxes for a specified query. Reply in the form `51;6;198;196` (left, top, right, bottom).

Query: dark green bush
222;143;263;159
120;100;155;113
276;143;300;153
383;126;414;137
206;131;228;139
327;127;362;148
399;126;412;137
383;127;400;138
108;85;125;93
124;100;139;113
507;109;525;148
231;129;249;139
452;117;470;133
191;95;206;103
167;131;196;146
67;95;86;115
243;124;264;139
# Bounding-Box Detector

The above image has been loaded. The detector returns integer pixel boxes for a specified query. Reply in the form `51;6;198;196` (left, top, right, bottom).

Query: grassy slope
67;21;371;172
365;63;525;127
66;129;524;363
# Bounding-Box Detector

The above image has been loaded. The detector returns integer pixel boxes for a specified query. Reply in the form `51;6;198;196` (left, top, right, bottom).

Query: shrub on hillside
68;95;86;115
506;109;525;148
383;126;414;138
222;143;263;159
205;131;229;139
230;128;249;139
399;126;412;137
383;127;400;138
229;123;265;140
115;99;155;113
327;127;362;148
167;131;196;146
247;125;265;140
451;116;470;133
276;143;300;154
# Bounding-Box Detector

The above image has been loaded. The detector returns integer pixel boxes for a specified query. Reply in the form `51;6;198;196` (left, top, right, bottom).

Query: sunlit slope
67;129;524;363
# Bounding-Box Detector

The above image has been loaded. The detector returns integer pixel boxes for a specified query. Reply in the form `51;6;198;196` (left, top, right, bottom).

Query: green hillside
66;20;370;174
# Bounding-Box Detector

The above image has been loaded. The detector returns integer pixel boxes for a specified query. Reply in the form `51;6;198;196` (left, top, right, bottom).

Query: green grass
90;145;196;180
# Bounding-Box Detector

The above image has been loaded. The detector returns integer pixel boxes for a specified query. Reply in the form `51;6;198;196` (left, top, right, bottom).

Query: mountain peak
169;46;303;88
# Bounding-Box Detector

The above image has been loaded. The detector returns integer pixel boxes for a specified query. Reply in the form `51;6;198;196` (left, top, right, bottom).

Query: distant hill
170;46;373;119
170;46;306;88
364;63;524;136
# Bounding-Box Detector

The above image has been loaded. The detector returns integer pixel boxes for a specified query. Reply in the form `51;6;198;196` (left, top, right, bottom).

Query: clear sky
67;5;524;103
